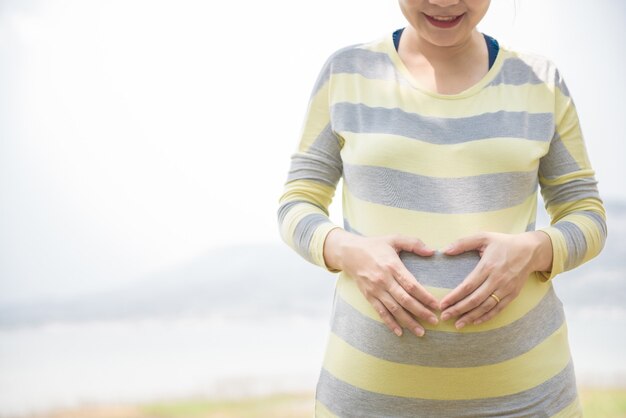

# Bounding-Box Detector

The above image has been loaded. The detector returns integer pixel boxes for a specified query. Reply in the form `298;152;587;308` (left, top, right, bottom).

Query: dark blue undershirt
392;28;499;70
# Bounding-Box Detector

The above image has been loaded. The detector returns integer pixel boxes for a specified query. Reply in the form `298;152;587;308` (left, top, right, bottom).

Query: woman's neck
399;27;486;71
397;27;490;94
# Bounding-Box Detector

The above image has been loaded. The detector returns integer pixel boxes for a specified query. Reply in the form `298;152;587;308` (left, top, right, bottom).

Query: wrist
526;231;554;273
323;227;357;272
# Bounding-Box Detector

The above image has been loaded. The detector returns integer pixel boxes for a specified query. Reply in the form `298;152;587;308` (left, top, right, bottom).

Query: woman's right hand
323;228;440;337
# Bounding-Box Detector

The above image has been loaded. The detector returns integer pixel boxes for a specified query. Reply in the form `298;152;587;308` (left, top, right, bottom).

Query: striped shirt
277;32;607;418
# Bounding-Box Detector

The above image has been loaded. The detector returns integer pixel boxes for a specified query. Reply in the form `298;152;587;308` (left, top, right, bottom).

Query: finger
440;261;488;313
454;292;502;329
392;264;439;311
443;233;488;256
390;234;435;257
472;294;513;325
368;297;403;337
388;282;438;325
379;292;426;337
441;274;495;321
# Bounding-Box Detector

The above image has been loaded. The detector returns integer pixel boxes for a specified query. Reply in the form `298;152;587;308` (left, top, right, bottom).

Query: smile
424;13;465;28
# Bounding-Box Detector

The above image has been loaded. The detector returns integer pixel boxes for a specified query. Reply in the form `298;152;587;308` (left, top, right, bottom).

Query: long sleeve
536;68;608;281
277;55;344;272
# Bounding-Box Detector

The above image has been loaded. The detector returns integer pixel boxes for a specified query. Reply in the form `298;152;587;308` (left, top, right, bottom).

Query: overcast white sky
1;0;624;303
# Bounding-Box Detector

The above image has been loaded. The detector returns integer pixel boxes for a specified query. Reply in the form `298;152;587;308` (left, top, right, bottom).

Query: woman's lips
424;13;464;29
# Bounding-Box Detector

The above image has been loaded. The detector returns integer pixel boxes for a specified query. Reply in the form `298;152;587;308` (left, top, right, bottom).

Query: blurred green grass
141;392;314;418
580;388;626;418
41;388;626;417
140;389;626;418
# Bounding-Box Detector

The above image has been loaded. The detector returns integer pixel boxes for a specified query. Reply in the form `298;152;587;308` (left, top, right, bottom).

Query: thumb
443;233;488;255
390;234;434;257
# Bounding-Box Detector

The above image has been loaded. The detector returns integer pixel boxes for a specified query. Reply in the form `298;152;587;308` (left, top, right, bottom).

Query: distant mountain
1;201;624;329
0;244;337;328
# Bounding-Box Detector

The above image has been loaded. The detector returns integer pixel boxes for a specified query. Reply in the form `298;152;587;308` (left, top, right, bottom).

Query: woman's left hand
438;231;553;329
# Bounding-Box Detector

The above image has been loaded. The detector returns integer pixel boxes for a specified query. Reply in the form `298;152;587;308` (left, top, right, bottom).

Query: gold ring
490;293;501;304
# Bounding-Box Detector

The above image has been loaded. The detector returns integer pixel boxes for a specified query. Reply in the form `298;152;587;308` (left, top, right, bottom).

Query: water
0;314;330;417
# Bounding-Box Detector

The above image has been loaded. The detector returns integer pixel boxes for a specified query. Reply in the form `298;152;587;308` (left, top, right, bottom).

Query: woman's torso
314;32;582;417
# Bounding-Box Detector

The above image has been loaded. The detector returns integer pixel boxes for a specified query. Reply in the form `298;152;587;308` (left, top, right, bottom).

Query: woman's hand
324;228;440;337
439;231;553;329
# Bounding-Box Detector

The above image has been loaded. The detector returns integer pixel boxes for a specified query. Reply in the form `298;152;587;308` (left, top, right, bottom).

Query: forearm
278;196;341;270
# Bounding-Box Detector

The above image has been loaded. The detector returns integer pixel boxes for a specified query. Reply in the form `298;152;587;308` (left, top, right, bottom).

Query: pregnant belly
325;251;568;401
332;250;557;337
330;267;565;375
398;250;481;289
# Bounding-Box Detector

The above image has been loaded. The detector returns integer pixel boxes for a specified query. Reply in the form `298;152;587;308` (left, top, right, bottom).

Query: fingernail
456;321;465;330
442;245;454;253
414;327;425;337
474;319;482;325
441;312;450;321
394;328;402;337
428;316;438;325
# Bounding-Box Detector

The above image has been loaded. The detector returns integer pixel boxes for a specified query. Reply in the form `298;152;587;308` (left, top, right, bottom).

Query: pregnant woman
277;0;607;416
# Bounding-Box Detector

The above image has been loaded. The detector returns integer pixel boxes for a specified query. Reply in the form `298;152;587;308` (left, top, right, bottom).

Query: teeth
431;15;458;21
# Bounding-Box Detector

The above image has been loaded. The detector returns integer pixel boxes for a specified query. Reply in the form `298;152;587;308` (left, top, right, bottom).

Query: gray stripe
538;133;581;180
293;213;330;263
488;57;571;99
399;250;479;288
540;176;600;205
277;200;301;225
316;360;578;418
343;163;538;214
330;48;402;82
344;218;537;238
331;103;554;144
277;200;328;225
311;46;405;98
287;124;343;186
309;44;362;98
580;210;608;241
331;286;564;367
488;57;545;87
554;221;588;271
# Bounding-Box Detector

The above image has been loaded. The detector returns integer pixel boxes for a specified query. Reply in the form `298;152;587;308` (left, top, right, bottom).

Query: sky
1;0;624;303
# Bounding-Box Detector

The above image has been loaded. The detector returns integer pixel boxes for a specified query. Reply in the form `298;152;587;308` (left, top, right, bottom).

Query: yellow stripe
555;99;592;169
309;222;341;269
539;169;597;187
298;82;332;153
342;185;538;249
329;73;556;117
322;323;571;400
280;179;337;211
543;197;604;222
537;226;567;281
336;269;551;333
315;400;339;418
341;132;547;178
550;396;583;418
